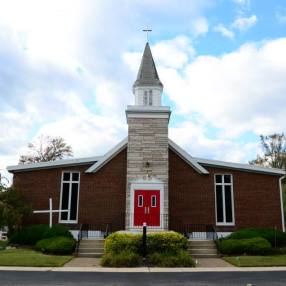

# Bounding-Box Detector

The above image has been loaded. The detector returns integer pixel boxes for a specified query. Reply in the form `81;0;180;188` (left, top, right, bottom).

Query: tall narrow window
215;174;234;225
148;90;153;106
60;171;80;223
143;91;148;105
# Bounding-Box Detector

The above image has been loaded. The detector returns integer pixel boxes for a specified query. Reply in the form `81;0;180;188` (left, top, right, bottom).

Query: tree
19;135;73;164
250;133;286;223
249;133;286;170
0;179;31;232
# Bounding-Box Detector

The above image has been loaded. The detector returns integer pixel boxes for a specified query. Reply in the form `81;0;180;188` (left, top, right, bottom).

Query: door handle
144;207;147;214
148;207;150;214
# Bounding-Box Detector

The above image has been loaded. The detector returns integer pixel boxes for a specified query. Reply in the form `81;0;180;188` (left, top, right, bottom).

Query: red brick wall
13;149;127;231
12;147;283;232
169;149;283;231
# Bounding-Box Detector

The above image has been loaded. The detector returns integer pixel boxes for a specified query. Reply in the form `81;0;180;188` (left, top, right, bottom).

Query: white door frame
129;181;165;231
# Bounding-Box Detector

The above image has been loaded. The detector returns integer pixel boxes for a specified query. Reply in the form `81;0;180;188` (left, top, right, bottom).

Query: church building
7;42;286;238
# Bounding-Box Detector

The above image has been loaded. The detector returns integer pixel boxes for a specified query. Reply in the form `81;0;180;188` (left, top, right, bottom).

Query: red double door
134;190;160;227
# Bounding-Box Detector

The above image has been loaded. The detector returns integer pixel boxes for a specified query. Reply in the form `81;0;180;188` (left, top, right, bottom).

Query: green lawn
0;249;72;267
224;255;286;267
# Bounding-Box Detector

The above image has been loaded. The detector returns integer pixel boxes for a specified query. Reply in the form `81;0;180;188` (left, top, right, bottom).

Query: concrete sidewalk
1;266;286;272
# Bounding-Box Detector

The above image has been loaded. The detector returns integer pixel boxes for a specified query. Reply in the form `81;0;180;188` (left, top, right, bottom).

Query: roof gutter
279;175;286;232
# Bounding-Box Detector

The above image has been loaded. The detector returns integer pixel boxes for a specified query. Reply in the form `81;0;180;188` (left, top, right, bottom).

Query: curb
1;266;286;272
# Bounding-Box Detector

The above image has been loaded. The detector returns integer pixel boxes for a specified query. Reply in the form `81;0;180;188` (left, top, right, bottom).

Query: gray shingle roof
133;42;163;89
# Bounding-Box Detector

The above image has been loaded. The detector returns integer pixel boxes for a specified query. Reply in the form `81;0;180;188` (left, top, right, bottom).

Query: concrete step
77;252;103;258
191;253;220;258
188;244;216;249
188;242;216;247
78;247;104;254
79;241;105;247
188;248;218;255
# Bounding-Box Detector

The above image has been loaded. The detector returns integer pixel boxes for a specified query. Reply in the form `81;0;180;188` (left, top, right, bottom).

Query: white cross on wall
33;197;68;228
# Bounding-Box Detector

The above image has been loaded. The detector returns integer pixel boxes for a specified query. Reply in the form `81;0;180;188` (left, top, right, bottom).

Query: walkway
63;257;232;268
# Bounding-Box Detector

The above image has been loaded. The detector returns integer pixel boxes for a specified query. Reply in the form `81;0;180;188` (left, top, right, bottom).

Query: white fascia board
7;156;102;173
168;139;209;174
194;157;286;176
85;137;128;173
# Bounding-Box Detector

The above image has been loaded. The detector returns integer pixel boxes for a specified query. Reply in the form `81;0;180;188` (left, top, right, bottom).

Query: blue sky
1;0;286;180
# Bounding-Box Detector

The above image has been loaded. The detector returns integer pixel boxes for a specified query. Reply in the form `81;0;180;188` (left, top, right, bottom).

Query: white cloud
214;24;235;39
232;15;257;31
232;0;250;6
191;17;209;36
162;38;286;141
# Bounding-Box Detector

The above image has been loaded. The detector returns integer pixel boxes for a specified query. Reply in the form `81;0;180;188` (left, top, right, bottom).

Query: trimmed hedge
35;236;76;255
227;228;286;247
147;232;188;254
101;250;141;267
9;224;72;245
104;231;188;256
104;233;142;254
148;251;195;267
102;231;191;267
217;237;272;255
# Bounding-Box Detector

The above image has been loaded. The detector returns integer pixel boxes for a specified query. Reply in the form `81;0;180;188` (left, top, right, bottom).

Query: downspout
279;175;286;232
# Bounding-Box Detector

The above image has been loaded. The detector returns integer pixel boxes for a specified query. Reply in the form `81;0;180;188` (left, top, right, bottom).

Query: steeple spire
133;42;163;90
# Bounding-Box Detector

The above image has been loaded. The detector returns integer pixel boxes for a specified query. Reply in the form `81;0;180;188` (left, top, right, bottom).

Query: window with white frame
151;195;156;207
143;90;153;106
143;91;148;105
148;90;153;106
138;195;143;207
215;174;234;225
60;171;80;223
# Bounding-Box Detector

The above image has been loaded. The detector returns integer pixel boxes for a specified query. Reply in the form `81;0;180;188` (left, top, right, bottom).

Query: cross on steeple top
142;27;152;42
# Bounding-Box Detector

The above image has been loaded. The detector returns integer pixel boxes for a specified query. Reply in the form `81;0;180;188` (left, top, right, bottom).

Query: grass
0;249;72;267
224;255;286;267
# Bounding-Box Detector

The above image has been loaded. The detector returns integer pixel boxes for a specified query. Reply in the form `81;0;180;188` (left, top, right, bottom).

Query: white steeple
132;42;163;107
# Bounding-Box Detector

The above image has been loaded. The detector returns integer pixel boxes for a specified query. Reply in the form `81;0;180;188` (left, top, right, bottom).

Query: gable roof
168;139;209;174
7;138;285;176
85;138;128;173
133;42;163;89
7;156;101;173
194;157;285;176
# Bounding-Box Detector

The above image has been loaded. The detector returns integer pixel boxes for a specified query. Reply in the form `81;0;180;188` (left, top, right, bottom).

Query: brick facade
12;147;283;232
14;149;127;231
169;149;283;231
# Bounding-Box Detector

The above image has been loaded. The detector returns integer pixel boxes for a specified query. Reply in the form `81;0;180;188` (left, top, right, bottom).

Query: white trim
129;182;165;231
59;171;80;224
7;156;101;173
138;195;143;207
279;175;286;232
151;195;156;207
214;174;235;226
168;139;209;174
85;138;128;173
195;157;285;175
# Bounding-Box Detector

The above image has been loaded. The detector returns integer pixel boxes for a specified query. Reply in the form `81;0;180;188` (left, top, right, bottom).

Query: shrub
9;224;72;246
148;251;195;267
0;240;8;250
147;232;188;255
43;225;73;240
227;228;286;247
104;232;142;255
101;250;141;267
9;224;50;245
35;236;76;255
218;237;272;255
